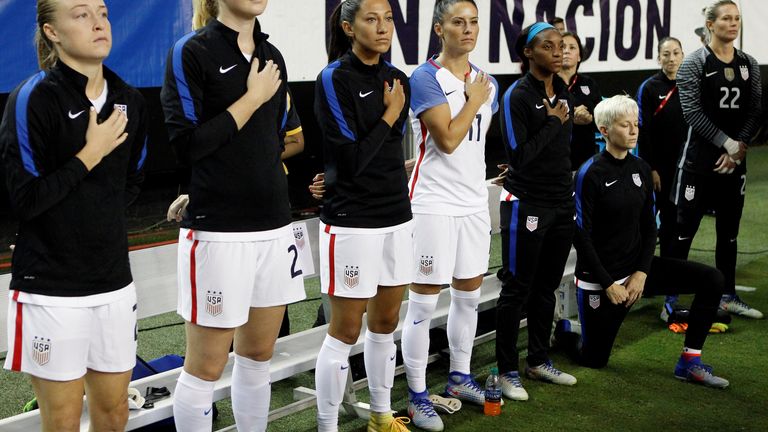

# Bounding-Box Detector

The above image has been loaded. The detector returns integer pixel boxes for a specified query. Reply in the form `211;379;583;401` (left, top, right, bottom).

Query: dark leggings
496;200;574;373
559;256;724;369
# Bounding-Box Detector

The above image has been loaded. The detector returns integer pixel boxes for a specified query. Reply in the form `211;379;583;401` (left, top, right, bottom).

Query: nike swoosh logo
445;90;456;96
605;180;618;187
219;64;237;74
678;236;691;241
204;408;213;416
413;319;426;325
390;355;396;361
68;110;85;119
535;104;544;109
340;365;349;370
659;95;668;99
706;71;718;77
359;91;373;98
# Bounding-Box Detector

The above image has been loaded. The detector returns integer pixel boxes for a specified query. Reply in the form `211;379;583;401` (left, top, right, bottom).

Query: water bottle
484;367;502;416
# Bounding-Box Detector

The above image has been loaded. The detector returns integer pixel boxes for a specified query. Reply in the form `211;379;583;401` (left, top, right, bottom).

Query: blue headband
526;22;556;44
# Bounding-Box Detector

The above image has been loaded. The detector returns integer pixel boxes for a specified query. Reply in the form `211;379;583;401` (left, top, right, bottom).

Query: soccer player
558;95;729;388
161;0;306;430
671;0;763;319
558;32;602;170
400;1;497;429
496;22;577;402
1;1;148;430
313;1;412;431
636;37;687;319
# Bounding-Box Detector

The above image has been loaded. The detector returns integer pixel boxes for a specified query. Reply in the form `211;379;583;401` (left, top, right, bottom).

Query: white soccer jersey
408;58;499;216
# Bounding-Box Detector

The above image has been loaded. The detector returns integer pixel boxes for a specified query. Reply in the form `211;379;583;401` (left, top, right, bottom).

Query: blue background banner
0;0;192;93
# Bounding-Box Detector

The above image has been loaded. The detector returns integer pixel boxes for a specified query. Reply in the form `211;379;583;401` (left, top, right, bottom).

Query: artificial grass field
1;148;767;431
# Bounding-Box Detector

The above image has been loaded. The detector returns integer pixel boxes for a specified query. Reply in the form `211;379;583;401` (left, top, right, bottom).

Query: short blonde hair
594;95;638;130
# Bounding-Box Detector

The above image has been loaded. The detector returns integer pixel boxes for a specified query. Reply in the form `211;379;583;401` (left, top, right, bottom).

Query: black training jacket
574;151;656;288
315;51;412;228
500;72;574;207
161;19;291;232
636;71;686;182
0;62;147;296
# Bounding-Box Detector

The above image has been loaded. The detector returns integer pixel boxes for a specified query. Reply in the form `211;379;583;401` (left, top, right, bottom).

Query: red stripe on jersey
505;192;514;201
11;291;23;371
409;120;428;200
428;58;441;69
189;239;200;324
324;223;332;234
328;233;337;296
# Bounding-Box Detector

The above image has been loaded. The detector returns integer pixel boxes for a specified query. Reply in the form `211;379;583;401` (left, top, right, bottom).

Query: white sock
364;330;396;413
231;354;271;432
401;291;439;393
316;334;352;432
447;288;480;374
173;370;216;432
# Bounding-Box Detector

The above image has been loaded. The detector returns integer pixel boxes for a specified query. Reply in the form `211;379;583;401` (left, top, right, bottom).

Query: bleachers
0;183;578;431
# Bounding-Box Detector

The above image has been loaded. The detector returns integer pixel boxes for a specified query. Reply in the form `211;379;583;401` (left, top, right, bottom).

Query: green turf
1;148;767;430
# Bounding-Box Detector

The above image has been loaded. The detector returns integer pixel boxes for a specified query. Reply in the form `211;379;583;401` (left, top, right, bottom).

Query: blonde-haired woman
671;0;763;319
1;0;148;430
160;0;305;430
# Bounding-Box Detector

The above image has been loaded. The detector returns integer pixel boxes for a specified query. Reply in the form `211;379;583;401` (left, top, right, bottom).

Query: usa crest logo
740;65;749;81
419;255;434;276
293;226;305;249
685;185;695;201
206;291;223;316
589;295;600;309
344;266;360;288
580;85;590;95
526;216;539;232
31;336;51;366
113;104;127;117
632;173;642;187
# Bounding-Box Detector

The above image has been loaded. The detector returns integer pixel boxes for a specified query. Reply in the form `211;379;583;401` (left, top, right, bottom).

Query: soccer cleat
367;412;411;432
660;295;682;322
525;361;577;386
660;301;675;322
407;389;444;432
500;371;529;401
444;371;485;405
674;357;729;389
719;295;764;319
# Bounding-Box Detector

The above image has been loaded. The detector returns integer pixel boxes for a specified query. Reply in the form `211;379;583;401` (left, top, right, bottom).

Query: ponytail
327;0;363;63
193;0;218;30
36;0;58;70
515;25;532;74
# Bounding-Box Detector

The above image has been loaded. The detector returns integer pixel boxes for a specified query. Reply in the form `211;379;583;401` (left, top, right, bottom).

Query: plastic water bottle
484;367;502;416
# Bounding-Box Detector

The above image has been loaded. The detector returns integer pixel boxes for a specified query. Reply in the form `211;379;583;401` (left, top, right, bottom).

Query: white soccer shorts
319;221;414;298
177;226;306;328
412;211;491;285
4;284;137;381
